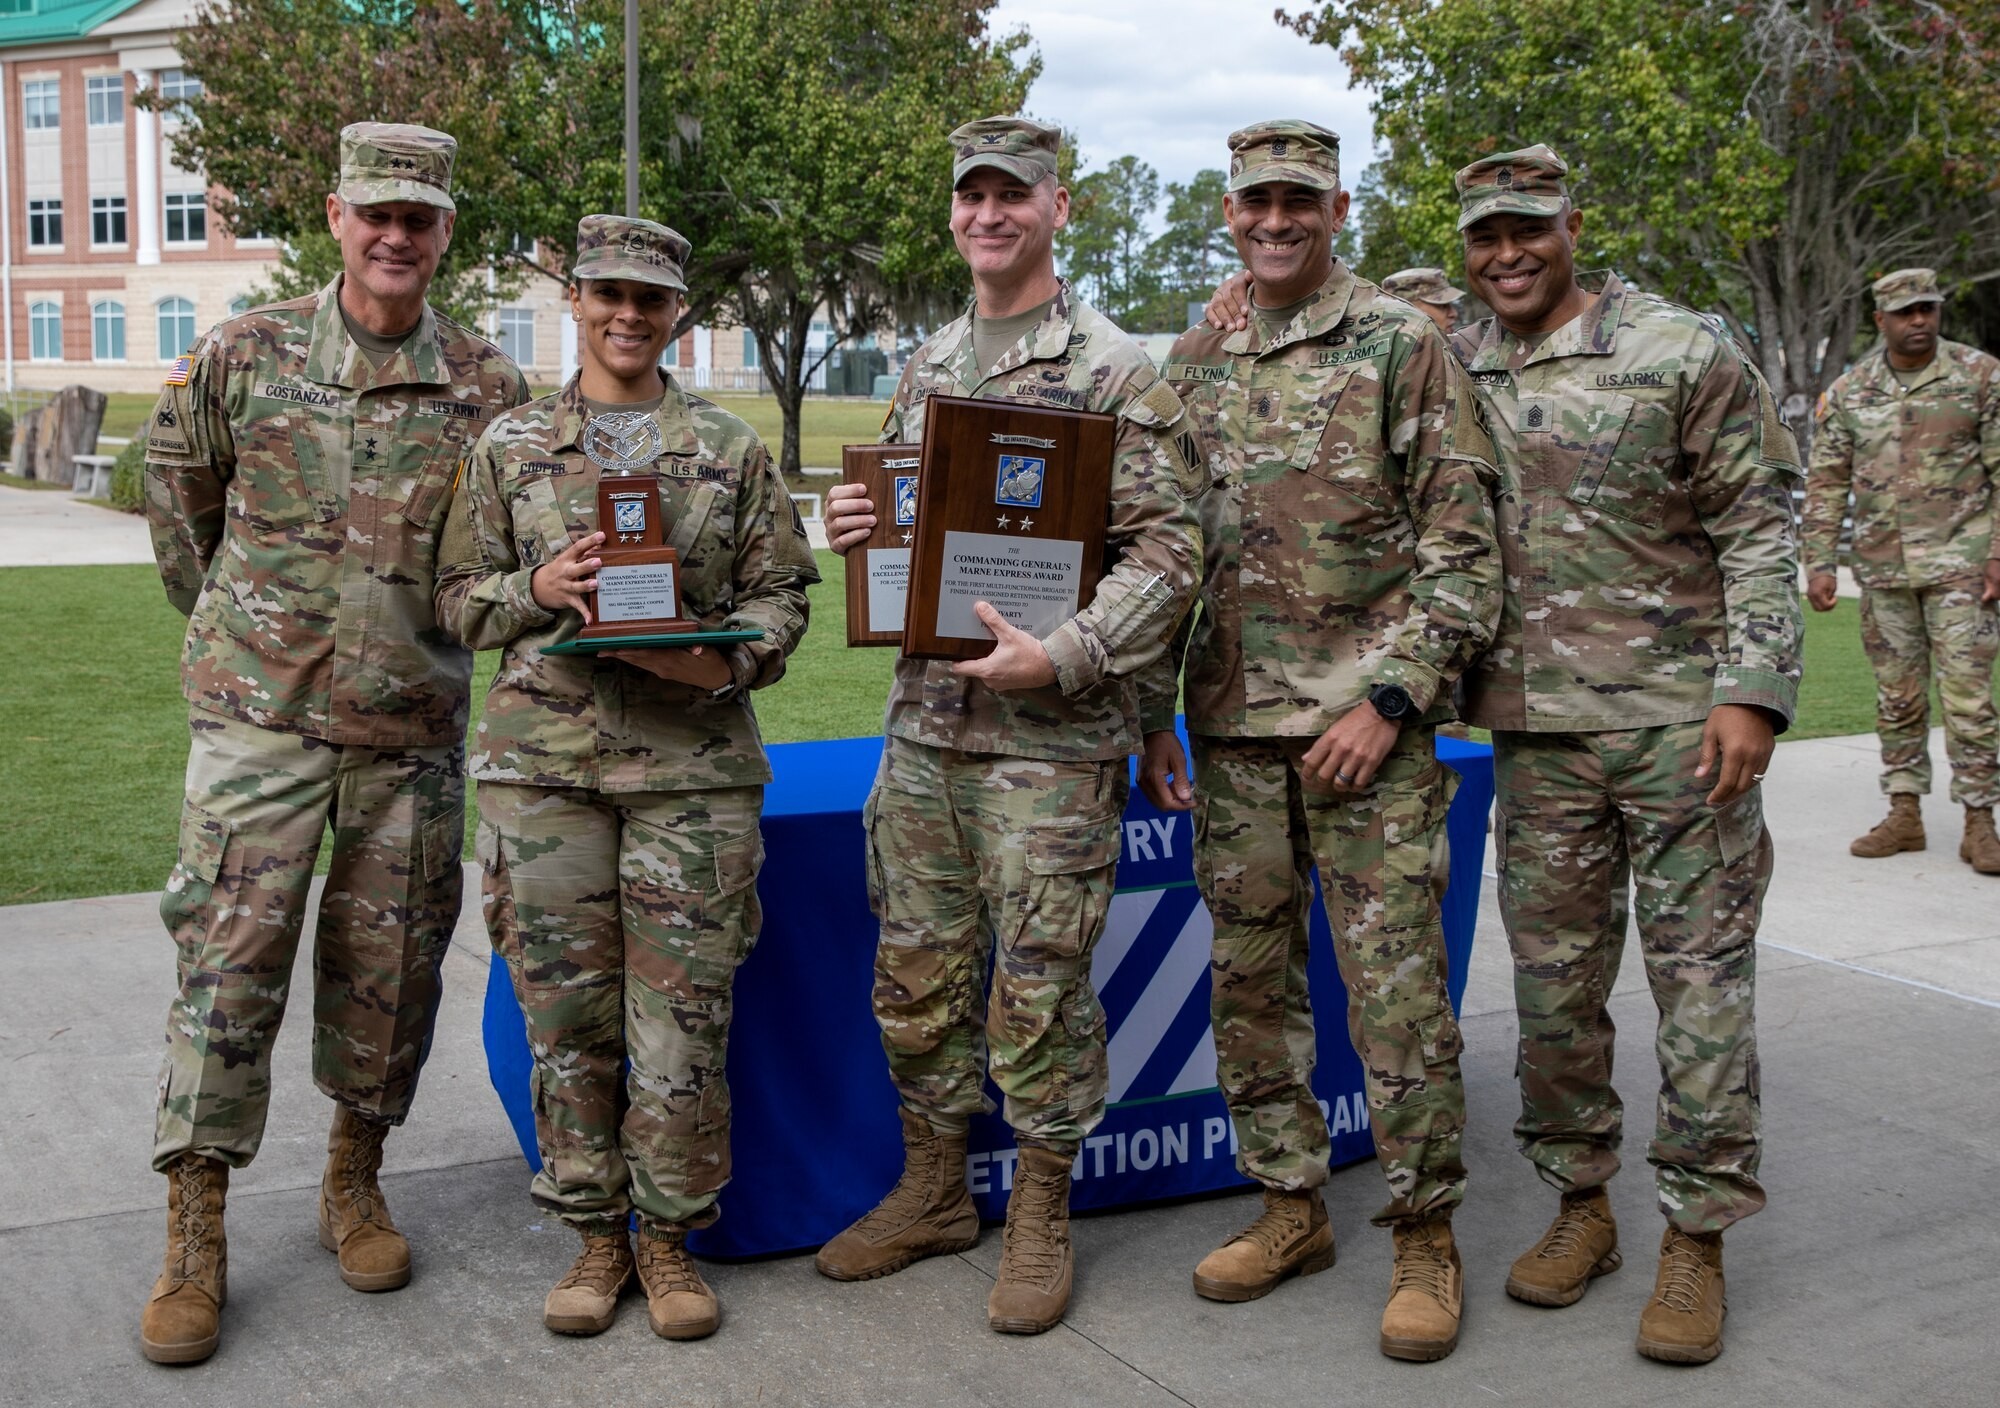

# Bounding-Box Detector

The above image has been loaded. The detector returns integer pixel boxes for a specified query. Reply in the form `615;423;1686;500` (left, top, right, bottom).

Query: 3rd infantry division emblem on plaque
995;454;1046;509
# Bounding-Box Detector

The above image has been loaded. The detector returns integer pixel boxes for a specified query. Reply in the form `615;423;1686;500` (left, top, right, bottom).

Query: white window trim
90;197;131;251
92;302;129;364
155;296;198;362
85;74;124;128
162;192;209;249
28;302;64;363
22;77;61;132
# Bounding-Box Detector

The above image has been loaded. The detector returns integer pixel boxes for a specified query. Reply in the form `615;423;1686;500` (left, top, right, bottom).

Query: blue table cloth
483;729;1494;1257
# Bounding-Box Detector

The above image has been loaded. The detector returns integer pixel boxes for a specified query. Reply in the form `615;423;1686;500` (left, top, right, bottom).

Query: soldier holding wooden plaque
816;115;1206;1337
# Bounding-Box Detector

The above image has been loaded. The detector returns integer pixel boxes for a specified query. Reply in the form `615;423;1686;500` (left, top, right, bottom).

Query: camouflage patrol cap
337;122;457;211
1454;144;1568;230
1873;267;1944;312
570;214;690;291
950;115;1061;187
1225;119;1340;194
1381;267;1466;306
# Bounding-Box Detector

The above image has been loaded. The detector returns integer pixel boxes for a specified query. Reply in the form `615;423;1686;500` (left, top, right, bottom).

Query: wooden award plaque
841;442;922;647
576;474;697;644
903;394;1115;662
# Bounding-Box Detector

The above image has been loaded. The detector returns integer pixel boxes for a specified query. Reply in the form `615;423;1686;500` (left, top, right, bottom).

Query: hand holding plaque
840;443;921;647
902;395;1115;662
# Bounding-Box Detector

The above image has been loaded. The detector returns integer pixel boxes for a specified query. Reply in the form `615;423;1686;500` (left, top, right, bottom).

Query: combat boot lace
140;1154;229;1365
1636;1227;1726;1364
1505;1186;1621;1307
1379;1214;1463;1362
987;1146;1074;1335
816;1108;980;1280
318;1104;410;1291
1851;795;1925;857
1192;1186;1336;1302
636;1222;719;1340
1960;806;2000;875
543;1221;634;1336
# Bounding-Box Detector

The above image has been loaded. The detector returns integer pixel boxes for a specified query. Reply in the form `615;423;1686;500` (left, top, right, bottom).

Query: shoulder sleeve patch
1122;377;1187;430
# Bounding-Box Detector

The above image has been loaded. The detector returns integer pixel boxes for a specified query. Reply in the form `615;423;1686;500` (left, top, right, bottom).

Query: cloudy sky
989;0;1376;204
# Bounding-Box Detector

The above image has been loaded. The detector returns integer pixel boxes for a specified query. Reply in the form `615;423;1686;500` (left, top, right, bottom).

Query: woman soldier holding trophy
434;215;818;1340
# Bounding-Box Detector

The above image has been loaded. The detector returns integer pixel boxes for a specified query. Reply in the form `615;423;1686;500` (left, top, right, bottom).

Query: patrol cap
1873;267;1943;312
950;116;1061;187
1454;144;1568;231
1381;267;1466;306
337;122;458;211
1225;119;1340;194
570;214;690;291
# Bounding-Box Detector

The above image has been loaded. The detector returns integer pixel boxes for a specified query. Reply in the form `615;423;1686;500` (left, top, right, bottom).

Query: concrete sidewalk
0;731;1994;1406
0;483;153;566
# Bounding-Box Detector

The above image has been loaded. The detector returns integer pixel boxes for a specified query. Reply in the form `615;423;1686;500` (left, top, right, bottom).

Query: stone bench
70;455;117;499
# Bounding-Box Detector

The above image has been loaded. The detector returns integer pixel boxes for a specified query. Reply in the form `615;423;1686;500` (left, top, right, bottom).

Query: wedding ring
1335;770;1355;783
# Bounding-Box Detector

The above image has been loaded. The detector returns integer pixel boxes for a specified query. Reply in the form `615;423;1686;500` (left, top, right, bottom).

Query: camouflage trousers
153;710;464;1171
1494;720;1770;1235
478;782;764;1229
865;736;1124;1152
1859;581;2000;806
1191;727;1467;1226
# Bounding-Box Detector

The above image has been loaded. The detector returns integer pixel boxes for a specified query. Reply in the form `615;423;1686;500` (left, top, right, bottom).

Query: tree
640;0;1036;472
1134;169;1231;330
1058;155;1161;326
158;0;1036;473
1283;0;2000;433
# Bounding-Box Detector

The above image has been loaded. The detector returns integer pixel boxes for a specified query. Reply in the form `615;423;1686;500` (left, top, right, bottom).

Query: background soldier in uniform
1805;268;2000;870
1381;267;1467;336
436;215;817;1341
139;123;527;1364
1139;120;1501;1363
1451;146;1801;1365
814;116;1203;1335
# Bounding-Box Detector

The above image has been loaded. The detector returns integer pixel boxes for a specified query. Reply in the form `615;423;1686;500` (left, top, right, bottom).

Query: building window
164;192;208;245
229;296;251;317
157;297;196;360
0;1;40;14
92;301;126;361
157;69;203;102
23;79;58;130
86;75;122;126
742;330;759;369
27;198;62;248
29;301;61;361
495;308;535;366
91;196;128;246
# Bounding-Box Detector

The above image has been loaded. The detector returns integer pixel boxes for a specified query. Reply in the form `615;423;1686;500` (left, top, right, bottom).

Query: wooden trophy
903;394;1115;662
575;475;697;645
841;442;921;647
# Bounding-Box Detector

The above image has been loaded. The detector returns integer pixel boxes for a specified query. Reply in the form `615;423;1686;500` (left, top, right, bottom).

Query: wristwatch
1367;683;1415;723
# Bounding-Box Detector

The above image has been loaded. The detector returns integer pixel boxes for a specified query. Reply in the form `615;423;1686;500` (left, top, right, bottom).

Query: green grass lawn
0;553;890;906
0;573;1966;907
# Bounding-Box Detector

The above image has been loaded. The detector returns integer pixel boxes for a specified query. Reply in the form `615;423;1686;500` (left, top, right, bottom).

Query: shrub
110;440;147;513
0;406;13;460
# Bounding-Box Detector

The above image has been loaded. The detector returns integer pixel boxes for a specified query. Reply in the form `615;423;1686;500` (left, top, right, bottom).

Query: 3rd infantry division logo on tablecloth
994;454;1046;509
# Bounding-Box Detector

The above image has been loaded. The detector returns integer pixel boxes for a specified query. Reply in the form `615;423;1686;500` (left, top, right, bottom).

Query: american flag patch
164;355;193;387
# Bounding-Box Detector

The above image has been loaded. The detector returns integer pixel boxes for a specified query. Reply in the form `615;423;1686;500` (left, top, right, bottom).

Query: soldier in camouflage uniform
1136;121;1500;1364
1381;267;1467;337
813;116;1203;1336
138;123;527;1365
1804;268;2000;870
1452;147;1802;1365
436;216;817;1341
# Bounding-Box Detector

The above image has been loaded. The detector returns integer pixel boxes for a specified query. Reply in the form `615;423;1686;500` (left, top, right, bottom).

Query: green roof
0;1;151;49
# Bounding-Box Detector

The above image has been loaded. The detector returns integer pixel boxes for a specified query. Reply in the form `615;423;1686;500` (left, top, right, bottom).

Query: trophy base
542;627;766;656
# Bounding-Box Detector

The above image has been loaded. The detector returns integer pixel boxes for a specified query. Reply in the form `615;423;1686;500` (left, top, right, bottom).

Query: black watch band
1367;683;1415;722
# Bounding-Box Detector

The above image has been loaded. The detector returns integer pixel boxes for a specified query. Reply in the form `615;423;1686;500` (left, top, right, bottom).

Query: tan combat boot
140;1155;229;1365
542;1219;634;1336
318;1104;410;1291
1636;1226;1726;1364
1379;1214;1463;1362
815;1108;980;1280
1192;1186;1335;1302
1851;795;1925;857
1960;806;2000;875
636;1221;719;1340
1504;1186;1621;1307
987;1146;1074;1335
